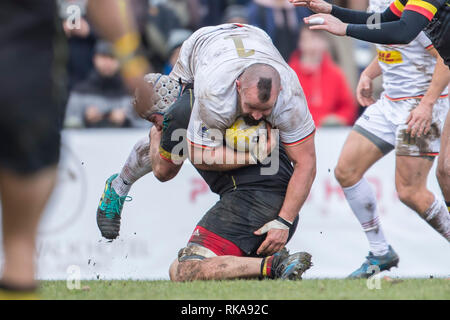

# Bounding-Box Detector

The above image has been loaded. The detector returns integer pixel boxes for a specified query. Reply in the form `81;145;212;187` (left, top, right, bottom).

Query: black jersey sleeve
345;10;430;45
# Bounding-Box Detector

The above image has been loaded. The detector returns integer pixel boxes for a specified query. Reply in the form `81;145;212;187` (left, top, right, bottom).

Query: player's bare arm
357;56;382;107
254;135;317;256
188;123;277;171
304;14;348;36
188;144;254;171
407;49;450;138
149;126;183;182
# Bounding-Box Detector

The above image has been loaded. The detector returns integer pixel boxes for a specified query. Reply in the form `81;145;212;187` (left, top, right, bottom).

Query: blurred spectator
129;0;150;35
196;0;230;28
329;0;381;117
143;0;182;72
248;0;311;61
223;5;249;24
166;0;195;29
58;0;96;90
65;41;146;128
163;29;193;75
289;27;357;127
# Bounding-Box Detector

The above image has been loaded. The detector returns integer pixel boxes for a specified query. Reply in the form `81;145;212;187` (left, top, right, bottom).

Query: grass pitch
40;278;449;300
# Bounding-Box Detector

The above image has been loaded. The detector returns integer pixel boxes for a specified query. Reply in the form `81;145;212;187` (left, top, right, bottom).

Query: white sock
342;178;390;256
423;195;450;241
112;137;153;197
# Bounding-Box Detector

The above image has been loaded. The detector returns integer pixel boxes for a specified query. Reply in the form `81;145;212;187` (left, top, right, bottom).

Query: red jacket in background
288;50;357;127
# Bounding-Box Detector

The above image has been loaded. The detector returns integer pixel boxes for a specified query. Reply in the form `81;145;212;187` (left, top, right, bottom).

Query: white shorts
354;94;449;157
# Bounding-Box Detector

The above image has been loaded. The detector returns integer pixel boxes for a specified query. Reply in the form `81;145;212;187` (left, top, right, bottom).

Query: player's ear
236;80;241;91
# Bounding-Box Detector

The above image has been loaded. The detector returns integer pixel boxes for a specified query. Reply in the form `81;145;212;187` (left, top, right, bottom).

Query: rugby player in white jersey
169;23;316;257
328;0;450;278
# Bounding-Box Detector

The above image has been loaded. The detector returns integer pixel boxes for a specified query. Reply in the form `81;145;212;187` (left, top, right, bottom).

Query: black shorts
192;190;299;257
0;0;68;174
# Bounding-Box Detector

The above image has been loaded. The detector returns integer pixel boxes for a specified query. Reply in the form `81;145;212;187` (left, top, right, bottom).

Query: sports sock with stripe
112;136;152;196
423;196;450;241
342;178;390;256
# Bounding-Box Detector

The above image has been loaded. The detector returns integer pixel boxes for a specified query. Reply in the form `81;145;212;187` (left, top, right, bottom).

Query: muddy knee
171;244;217;281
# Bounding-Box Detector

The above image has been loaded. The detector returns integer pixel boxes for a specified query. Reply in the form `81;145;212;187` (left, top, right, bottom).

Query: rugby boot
96;174;131;240
348;245;399;279
272;251;313;280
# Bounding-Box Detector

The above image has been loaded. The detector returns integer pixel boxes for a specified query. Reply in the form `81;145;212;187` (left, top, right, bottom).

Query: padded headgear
143;73;182;115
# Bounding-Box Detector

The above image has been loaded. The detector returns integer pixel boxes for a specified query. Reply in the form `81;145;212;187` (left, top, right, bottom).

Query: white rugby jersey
169;23;315;148
369;0;448;100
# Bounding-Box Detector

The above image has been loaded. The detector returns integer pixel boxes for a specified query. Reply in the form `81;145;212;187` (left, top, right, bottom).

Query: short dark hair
257;77;272;103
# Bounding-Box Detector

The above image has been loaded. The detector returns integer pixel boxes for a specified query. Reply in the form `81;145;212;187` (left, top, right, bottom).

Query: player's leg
170;246;311;281
437;110;450;213
169;256;261;281
395;96;450;241
335;101;399;278
169;191;312;281
0;166;57;295
97;87;193;239
97;136;152;239
396;155;449;241
0;2;66;297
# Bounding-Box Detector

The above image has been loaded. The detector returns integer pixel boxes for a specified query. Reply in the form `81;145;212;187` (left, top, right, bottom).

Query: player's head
236;63;281;121
133;73;182;130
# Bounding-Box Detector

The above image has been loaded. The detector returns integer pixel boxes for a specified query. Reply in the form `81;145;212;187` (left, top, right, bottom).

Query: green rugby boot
96;174;131;240
348;245;399;279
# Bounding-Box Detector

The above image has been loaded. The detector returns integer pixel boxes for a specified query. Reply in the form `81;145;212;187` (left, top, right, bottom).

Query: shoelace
104;194;132;219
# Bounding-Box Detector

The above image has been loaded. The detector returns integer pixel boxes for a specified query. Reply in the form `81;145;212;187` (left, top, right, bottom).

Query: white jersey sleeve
270;82;316;146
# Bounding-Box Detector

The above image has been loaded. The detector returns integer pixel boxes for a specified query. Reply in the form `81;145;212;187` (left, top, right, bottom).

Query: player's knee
396;183;417;206
436;160;450;185
169;259;179;281
334;165;359;187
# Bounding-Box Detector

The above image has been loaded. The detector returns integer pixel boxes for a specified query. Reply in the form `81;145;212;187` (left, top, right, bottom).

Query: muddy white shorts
354;94;449;157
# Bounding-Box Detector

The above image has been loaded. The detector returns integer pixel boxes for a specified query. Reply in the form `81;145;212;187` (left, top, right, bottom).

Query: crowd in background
61;0;381;129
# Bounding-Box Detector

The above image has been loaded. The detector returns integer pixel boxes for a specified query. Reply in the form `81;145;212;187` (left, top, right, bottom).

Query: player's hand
406;101;433;138
250;123;277;164
356;73;375;107
304;14;348;36
254;220;290;256
289;0;332;13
